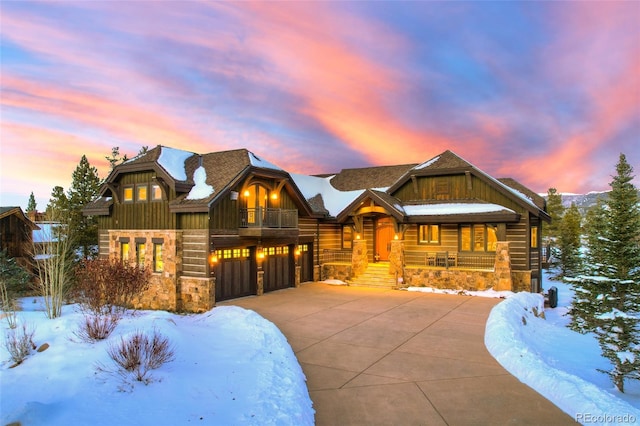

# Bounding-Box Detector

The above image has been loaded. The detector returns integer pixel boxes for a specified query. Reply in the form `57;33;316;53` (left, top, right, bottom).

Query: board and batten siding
109;172;177;230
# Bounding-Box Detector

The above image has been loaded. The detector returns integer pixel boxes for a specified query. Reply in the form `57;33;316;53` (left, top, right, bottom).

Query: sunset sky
1;1;639;210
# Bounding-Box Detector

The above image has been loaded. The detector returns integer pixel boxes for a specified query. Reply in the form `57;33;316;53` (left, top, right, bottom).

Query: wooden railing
321;249;353;263
239;208;298;228
404;251;494;270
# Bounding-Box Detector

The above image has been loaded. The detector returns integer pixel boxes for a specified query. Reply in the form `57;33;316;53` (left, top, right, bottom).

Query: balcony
239;208;299;237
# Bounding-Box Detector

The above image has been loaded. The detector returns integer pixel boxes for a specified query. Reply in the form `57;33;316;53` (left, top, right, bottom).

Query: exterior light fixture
355;234;361;240
243;189;250;197
257;247;265;260
394;234;399;240
294;246;301;257
271;193;278;200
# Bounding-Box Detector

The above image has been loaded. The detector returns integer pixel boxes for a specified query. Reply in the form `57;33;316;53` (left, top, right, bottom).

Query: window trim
459;224;497;253
151;183;163;202
418;224;440;245
123;186;134;203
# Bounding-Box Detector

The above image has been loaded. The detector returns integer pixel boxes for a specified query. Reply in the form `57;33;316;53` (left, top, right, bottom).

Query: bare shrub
74;258;150;317
4;323;36;366
74;314;119;342
100;329;175;386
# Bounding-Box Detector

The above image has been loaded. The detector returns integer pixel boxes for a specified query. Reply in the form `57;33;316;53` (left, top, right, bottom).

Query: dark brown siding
110;172;176;229
210;195;239;230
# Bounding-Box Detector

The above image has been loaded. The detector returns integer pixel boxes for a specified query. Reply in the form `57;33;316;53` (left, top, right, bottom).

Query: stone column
351;239;368;277
389;239;405;287
295;265;301;288
494;241;513;291
257;269;264;296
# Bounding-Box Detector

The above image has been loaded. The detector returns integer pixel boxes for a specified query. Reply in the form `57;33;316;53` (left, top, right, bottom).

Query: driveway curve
222;283;576;425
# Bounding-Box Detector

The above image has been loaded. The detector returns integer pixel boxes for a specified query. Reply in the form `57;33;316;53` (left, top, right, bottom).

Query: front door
375;218;394;261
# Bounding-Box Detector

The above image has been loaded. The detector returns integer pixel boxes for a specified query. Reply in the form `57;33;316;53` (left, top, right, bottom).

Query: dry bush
3;323;36;366
99;329;175;386
74;258;150;316
74;314;119;342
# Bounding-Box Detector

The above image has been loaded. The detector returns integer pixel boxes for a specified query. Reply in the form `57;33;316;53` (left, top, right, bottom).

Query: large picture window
460;225;497;252
418;225;440;244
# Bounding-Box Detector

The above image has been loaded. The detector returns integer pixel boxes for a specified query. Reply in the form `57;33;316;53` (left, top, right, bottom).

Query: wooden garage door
214;248;254;301
299;243;313;283
263;245;293;292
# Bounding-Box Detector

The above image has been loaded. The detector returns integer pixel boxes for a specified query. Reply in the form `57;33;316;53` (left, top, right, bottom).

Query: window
120;238;130;261
460;224;497;252
419;225;440;244
531;226;538;248
136;185;148;202
151;184;163;201
136;241;146;268
342;226;353;249
153;243;163;273
123;186;134;202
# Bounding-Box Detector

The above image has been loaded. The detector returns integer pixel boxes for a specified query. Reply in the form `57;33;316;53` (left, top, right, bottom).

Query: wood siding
393;174;525;215
182;229;208;277
109;172;177;229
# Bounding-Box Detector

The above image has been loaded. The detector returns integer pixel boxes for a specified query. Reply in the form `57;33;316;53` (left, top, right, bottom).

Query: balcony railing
239;208;298;228
321;249;353;263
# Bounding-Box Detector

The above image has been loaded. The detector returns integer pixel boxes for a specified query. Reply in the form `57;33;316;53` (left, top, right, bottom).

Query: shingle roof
329;164;417;191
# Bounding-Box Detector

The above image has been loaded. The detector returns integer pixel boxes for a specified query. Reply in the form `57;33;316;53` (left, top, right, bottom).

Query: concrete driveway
221;283;576;425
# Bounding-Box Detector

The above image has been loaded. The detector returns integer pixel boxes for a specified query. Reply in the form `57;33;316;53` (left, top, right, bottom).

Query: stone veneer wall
403;267;498;291
178;277;215;313
321;263;352;282
109;230;181;311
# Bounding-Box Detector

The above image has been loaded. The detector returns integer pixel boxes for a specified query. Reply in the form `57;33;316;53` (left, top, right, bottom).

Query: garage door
263;245;293;292
214;248;254;301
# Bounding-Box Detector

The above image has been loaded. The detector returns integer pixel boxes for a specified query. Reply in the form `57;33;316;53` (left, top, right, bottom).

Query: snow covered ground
484;271;640;425
0;303;314;426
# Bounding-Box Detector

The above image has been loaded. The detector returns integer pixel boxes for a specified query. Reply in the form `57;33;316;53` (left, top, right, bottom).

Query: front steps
348;262;397;289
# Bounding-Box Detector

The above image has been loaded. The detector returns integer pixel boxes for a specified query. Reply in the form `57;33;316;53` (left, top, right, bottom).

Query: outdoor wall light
257;247;265;260
244;190;250;197
208;251;218;265
294;246;301;257
355;234;361;240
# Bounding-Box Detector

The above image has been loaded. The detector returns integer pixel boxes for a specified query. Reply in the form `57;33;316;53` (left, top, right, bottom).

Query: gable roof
0;206;39;230
387;150;550;222
329;164;417;191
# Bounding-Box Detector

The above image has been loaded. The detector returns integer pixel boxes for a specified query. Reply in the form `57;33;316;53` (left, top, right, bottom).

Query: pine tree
46;186;69;219
543;187;564;241
26;192;37;214
105;146;129;171
67;155;101;259
558;203;582;277
568;153;640;392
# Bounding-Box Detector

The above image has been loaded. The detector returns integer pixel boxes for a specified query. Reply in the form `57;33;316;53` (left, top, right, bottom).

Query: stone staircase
348;262;397;289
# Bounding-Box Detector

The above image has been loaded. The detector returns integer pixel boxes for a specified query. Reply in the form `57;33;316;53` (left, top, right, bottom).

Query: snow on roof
32;222;60;243
290;173;362;217
403;203;514;216
158;147;195;181
414;155;440;170
186;166;215;200
249;152;283;171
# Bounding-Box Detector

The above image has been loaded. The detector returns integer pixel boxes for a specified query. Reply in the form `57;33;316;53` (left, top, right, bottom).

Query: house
0;206;38;269
85;146;550;312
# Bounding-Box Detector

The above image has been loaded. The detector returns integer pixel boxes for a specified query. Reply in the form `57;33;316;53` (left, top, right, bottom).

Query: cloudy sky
1;1;639;209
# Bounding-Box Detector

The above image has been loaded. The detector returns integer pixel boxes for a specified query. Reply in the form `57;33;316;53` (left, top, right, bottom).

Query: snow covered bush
99;329;175;387
73;313;119;343
3;322;35;366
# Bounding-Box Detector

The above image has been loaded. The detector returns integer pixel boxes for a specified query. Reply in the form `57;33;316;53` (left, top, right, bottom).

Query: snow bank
1;303;314;426
485;292;640;424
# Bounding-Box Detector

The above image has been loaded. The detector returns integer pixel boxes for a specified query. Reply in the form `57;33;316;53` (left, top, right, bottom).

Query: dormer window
136;185;148;202
151;184;163;201
123;186;134;203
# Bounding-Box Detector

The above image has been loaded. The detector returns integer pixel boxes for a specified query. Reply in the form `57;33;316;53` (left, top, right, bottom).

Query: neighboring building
0;206;38;269
85;145;550;312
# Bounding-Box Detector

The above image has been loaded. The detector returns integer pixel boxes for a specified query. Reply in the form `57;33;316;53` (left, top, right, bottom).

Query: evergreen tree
26;192;37;214
46;186;69;219
567;153;640;392
543;187;564;241
67;155;101;259
557;203;582;277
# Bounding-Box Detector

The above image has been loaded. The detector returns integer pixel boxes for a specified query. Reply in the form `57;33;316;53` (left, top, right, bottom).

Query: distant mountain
540;190;639;213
